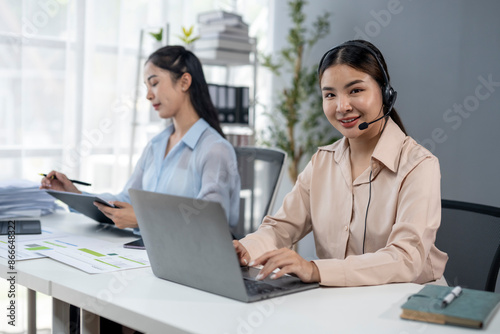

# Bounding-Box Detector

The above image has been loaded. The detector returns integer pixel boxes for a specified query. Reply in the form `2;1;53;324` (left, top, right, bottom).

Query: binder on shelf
207;83;220;120
216;85;236;124
236;86;250;125
208;84;243;124
208;84;250;125
217;85;228;122
227;86;237;124
208;83;218;105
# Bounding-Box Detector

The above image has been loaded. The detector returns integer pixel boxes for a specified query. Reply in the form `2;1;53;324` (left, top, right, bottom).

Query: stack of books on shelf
194;10;253;64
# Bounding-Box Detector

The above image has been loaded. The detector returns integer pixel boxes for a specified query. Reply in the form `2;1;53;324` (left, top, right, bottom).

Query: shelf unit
197;36;258;146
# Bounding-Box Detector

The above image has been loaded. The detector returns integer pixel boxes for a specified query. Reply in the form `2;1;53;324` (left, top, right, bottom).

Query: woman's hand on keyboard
233;240;251;266
250;248;321;283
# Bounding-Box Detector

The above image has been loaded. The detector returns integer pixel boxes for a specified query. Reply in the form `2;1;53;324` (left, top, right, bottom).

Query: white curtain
0;0;270;195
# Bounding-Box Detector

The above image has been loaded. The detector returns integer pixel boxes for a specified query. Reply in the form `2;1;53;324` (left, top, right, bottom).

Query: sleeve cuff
312;258;346;286
240;233;278;262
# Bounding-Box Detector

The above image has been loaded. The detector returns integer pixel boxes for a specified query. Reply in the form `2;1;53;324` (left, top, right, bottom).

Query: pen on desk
441;286;462;308
38;173;92;186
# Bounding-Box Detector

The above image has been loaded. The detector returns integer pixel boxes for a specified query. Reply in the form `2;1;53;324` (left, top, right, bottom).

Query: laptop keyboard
243;279;285;296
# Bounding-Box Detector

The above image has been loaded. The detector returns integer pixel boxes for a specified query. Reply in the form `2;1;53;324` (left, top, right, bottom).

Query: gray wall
267;0;500;260
270;0;500;208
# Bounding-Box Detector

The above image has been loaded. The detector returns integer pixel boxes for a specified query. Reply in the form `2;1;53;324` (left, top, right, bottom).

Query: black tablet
123;238;145;249
46;190;116;224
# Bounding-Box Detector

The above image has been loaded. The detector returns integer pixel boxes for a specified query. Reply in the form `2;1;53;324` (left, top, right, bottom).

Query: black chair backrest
436;199;500;292
233;147;286;238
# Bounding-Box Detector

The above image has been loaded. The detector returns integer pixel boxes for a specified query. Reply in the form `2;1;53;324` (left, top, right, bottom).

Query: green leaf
260;53;282;75
149;28;163;42
177;25;200;45
190;36;200;43
308;12;330;47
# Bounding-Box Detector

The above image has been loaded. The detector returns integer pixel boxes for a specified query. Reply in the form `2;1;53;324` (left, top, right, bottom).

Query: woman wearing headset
234;40;448;286
41;45;240;230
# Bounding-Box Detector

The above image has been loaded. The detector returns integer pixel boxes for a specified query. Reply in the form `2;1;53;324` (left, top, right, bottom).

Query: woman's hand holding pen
94;201;138;229
39;170;81;194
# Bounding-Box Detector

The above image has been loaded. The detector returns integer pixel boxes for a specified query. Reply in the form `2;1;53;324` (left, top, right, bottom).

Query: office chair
435;199;500;292
232;147;286;239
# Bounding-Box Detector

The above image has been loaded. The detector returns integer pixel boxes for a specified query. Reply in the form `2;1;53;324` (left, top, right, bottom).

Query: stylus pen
441;286;462;308
38;173;92;186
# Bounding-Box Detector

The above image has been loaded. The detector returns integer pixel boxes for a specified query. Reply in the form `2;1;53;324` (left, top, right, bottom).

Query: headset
318;41;398;253
317;41;398;130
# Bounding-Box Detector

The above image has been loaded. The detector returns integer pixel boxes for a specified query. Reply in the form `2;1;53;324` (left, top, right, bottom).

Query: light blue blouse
99;118;240;227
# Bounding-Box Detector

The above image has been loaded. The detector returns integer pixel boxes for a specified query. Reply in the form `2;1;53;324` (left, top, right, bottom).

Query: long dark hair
146;45;225;138
318;40;407;135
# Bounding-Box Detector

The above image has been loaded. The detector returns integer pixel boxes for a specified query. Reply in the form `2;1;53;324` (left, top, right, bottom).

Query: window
0;0;269;195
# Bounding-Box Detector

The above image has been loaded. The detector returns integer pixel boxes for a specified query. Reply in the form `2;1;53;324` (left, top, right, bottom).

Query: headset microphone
358;91;397;130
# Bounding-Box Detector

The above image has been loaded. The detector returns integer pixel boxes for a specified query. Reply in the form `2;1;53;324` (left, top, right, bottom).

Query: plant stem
286;40;304;183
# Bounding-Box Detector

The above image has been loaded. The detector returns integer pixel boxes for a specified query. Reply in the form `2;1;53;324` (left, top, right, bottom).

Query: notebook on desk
129;189;319;303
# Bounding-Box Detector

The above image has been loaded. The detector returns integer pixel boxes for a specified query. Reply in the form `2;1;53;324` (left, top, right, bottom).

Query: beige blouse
240;118;448;286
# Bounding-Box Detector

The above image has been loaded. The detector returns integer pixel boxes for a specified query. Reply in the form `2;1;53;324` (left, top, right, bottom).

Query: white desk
2;212;500;333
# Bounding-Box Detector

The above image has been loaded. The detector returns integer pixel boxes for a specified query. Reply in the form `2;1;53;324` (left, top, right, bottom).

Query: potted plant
147;27;164;54
177;25;200;49
260;0;339;183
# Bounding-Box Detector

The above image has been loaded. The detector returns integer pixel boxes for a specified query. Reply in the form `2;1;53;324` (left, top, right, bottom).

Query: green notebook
401;285;500;328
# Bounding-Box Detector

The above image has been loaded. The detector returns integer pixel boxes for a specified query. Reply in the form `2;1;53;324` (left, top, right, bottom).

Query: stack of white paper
0;179;60;219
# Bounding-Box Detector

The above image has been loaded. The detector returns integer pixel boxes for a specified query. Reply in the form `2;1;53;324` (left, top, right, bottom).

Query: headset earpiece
383;85;395;107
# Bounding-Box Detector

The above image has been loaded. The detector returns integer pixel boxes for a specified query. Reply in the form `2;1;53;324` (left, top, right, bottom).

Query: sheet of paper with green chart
26;235;150;274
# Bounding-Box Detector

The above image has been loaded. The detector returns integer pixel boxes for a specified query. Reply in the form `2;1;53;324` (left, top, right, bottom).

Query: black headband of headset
317;41;390;86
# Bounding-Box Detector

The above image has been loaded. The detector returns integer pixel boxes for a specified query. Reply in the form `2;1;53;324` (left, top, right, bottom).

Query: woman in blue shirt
40;45;240;229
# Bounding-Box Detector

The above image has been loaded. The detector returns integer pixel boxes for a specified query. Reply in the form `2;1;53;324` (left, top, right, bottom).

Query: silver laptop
129;189;319;302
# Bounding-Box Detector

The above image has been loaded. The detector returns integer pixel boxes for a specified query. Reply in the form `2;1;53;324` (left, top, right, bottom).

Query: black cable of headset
362;169;373;254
